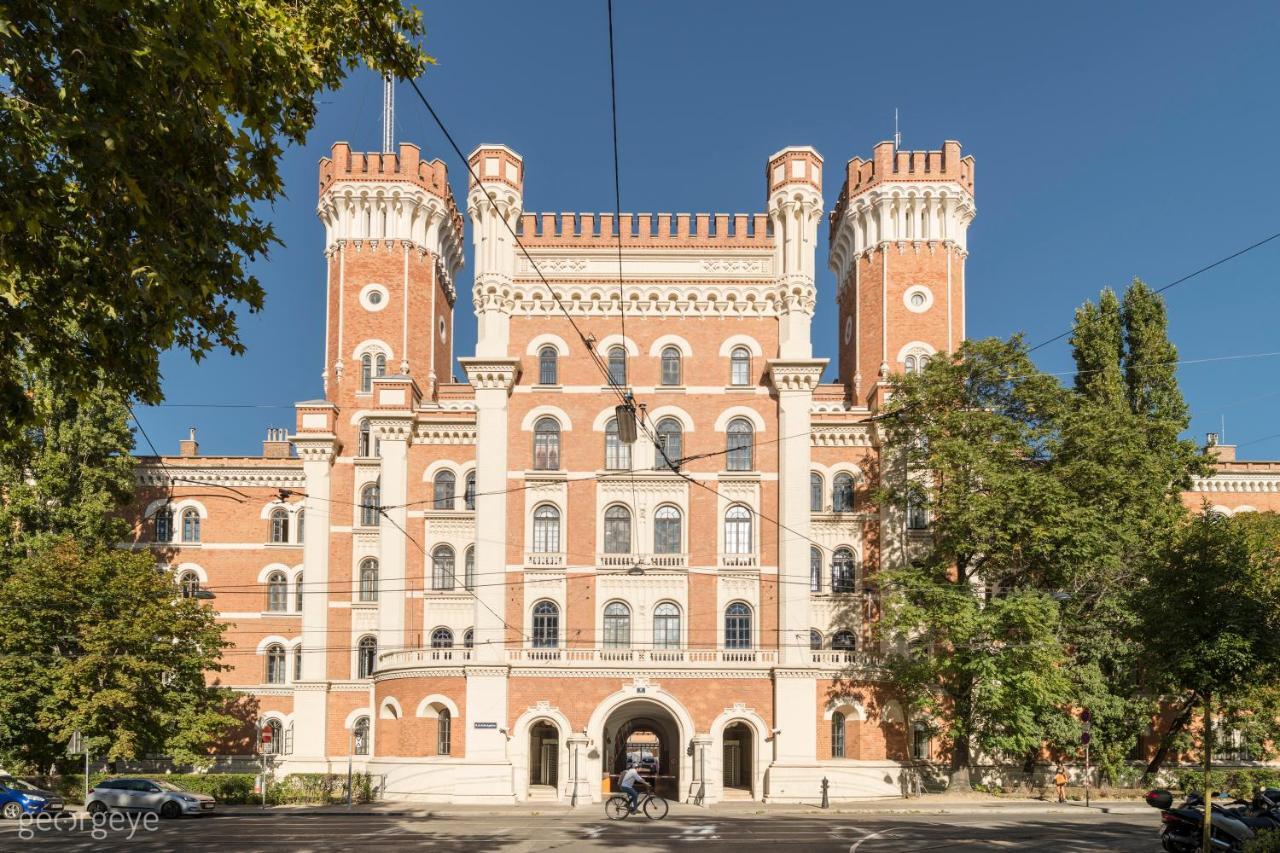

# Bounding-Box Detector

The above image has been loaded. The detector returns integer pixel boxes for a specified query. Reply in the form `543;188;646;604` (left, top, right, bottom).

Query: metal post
821;776;830;809
1202;691;1213;853
1084;740;1090;808
347;730;354;809
84;750;89;807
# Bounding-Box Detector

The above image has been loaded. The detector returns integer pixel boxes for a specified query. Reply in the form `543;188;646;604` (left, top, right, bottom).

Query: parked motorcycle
1146;788;1280;852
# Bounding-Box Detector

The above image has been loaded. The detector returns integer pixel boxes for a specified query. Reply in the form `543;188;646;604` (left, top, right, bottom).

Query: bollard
821;776;830;809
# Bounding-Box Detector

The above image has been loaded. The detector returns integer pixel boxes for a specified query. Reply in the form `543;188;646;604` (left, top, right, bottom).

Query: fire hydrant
821;776;830;809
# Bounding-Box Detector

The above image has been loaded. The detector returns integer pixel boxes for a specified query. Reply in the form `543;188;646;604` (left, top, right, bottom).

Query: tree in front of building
0;0;430;440
875;337;1077;790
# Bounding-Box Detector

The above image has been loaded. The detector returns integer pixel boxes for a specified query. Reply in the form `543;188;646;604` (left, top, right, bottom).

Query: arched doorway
602;700;681;800
529;721;560;792
722;722;753;798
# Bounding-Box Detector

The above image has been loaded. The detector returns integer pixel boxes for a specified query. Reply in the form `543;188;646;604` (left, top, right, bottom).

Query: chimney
179;427;199;457
1205;432;1236;462
263;427;292;458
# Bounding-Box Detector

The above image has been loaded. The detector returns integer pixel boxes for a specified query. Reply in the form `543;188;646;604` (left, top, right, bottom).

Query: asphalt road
0;809;1163;852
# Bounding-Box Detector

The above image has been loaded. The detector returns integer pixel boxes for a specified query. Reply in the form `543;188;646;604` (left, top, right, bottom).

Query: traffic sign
261;726;273;745
1081;731;1092;745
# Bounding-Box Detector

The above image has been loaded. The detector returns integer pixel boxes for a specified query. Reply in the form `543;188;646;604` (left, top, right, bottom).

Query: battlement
513;211;773;248
468;145;524;193
766;146;823;197
831;140;974;232
319;142;454;200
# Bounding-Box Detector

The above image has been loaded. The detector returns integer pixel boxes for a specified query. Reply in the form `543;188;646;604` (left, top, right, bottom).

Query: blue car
0;774;64;819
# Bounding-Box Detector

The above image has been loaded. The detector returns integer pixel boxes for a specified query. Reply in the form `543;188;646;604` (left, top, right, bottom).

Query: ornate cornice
374;667;468;682
369;417;414;442
811;424;874;447
767;359;828;392
509;667;775;679
293;437;338;462
458;358;521;392
135;466;305;489
413;422;477;445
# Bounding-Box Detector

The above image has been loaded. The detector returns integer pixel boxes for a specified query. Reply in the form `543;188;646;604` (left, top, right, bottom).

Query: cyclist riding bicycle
619;765;648;814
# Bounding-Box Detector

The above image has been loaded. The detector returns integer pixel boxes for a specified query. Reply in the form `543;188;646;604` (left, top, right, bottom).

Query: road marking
582;825;606;839
670;823;721;840
848;827;896;852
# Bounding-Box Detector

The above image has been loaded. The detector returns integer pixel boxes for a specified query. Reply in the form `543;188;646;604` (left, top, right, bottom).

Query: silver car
86;778;215;818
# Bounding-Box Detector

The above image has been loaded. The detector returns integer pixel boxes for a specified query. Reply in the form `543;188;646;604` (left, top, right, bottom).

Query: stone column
688;733;714;805
373;413;413;652
566;734;592;807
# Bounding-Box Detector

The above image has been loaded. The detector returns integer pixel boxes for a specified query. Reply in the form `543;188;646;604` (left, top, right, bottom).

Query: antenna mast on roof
894;108;901;150
382;74;395;154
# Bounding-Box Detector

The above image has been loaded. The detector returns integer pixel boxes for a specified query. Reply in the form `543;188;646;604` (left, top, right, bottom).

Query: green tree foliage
0;1;429;438
0;538;234;772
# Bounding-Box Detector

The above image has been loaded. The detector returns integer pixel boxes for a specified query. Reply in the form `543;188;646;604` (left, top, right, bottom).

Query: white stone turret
766;147;824;359
467;144;524;358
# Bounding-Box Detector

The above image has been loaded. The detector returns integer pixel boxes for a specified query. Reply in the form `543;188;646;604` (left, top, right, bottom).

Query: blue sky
135;0;1280;458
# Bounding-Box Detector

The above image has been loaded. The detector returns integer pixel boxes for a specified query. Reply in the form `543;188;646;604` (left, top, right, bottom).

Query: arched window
538;345;559;385
533;417;560;470
178;570;200;599
832;630;856;651
654;417;682;471
293;645;303;681
294;572;304;612
360;354;373;393
832;712;846;758
603;505;631;554
660;346;682;386
357;635;377;678
607;346;627;387
358;558;378;602
532;505;560;553
360;484;380;527
430;627;454;648
532;601;559;648
653;505;682;554
724;602;752;649
358;419;378;458
810;473;823;512
437;708;452;755
464;472;476;510
603;602;631;649
810;546;822;592
832;548;856;593
810;629;823;650
154;507;173;543
912;723;931;760
724;505;752;554
262;718;283;754
353;716;370;755
270;509;289;543
463;628;474;649
730;346;752;386
653;602;681;649
464;546;475;591
265;644;286;684
726;418;753;471
907;501;929;530
431;545;455;591
266;571;287;611
605;418;631;470
832;473;854;513
181;508;201;543
375;353;387;379
433;471;456;510
296;510;305;544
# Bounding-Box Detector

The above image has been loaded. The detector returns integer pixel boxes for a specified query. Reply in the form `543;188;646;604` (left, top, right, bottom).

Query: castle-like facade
129;134;1274;804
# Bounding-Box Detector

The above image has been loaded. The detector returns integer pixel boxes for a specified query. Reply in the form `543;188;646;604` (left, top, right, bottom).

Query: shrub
1175;769;1280;799
1245;829;1280;853
48;772;371;805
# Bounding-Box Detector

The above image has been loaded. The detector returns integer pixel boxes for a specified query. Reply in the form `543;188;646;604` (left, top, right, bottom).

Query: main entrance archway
601;699;681;800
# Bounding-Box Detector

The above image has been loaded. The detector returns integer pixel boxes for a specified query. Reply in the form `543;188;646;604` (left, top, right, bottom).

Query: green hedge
1173;768;1280;798
1246;830;1280;853
47;772;374;806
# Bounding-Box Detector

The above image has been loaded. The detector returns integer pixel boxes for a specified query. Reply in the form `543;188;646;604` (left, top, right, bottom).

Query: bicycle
605;789;669;820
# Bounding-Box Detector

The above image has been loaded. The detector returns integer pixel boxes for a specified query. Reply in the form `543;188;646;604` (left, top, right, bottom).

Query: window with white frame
181;508;201;542
433;470;456;510
265;645;286;684
907;501;929;530
538;345;559;385
261;718;283;754
653;602;681;649
352;716;370;755
603;505;631;554
605;418;631;470
266;571;287;611
809;629;823;650
430;627;454;648
532;600;559;648
296;510;305;543
653;505;681;554
464;546;475;591
437;708;452;755
832;712;846;758
294;572;304;612
653;418;682;471
532;504;560;553
358;419;379;458
810;546;822;592
154;507;173;543
832;548;856;593
607;346;627;387
357;635;377;678
810;473;823;512
270;508;289;543
832;630;856;651
360;484;380;527
723;505;752;554
358;558;378;602
463;628;474;649
832;473;854;513
178;570;199;599
660;346;682;386
603;602;631;649
464;472;476;510
730;346;752;386
726;418;754;471
724;602;752;649
293;645;303;681
533;417;560;470
431;545;455;590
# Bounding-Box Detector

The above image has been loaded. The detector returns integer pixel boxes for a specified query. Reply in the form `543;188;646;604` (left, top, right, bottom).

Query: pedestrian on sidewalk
1053;766;1067;803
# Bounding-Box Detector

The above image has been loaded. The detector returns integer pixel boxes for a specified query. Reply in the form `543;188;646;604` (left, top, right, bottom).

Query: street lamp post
347;729;354;809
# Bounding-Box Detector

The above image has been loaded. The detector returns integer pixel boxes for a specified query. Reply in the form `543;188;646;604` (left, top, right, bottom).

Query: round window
903;285;933;313
359;283;390;312
368;290;383;306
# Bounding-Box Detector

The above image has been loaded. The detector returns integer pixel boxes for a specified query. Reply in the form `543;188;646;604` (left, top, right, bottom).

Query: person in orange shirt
1053;766;1068;803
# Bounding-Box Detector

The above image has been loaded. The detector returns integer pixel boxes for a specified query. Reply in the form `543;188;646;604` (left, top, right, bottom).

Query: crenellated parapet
514;211;773;248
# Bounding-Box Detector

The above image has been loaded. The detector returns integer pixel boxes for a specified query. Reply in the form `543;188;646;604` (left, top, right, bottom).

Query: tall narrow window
360;484;380;527
265;644;286;684
464;472;476;510
832;712;846;758
653;602;681;649
357;636;377;678
375;353;387;379
430;628;454;648
532;505;560;553
605;418;631;470
431;545;456;591
912;724;931;760
907;501;929;530
724;506;752;555
178;570;199;599
262;718;283;753
810;546;822;592
833;473;854;513
724;603;752;649
653;505;682;554
660;346;682;386
603;505;632;554
730;346;752;386
296;510;305;544
293;645;303;681
181;508;201;543
266;571;287;611
603;602;631;648
607;346;627;387
810;473;823;512
832;548;856;593
358;419;379;458
810;630;823;650
437;708;452;755
360;354;373;392
353;716;370;755
463;628;474;649
539;346;559;385
359;558;378;602
294;572;304;612
433;471;456;510
532;601;559;648
654;418;682;471
533;417;560;470
270;509;289;543
154;507;173;543
726;419;753;471
464;546;475;591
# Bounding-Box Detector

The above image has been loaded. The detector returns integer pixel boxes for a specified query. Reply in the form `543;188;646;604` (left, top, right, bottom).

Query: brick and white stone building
130;134;1270;803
